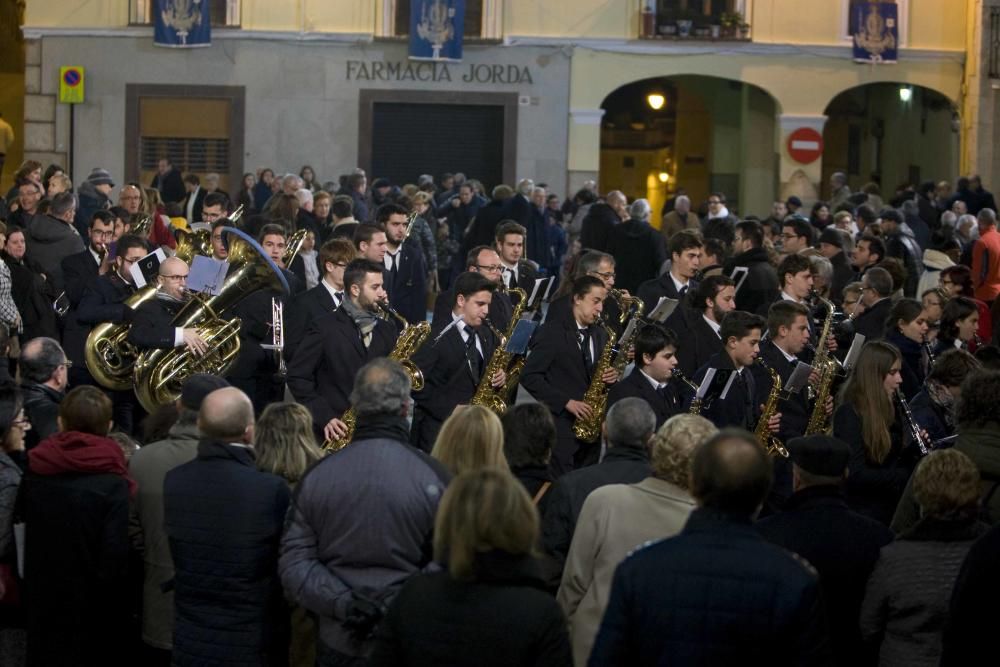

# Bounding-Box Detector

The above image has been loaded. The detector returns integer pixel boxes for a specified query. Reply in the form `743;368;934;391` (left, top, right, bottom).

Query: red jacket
972;227;1000;302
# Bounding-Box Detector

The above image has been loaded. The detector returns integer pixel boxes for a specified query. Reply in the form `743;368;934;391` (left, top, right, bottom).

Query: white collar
321;278;344;303
669;271;688;292
781;290;805;304
772;341;799;363
702;314;721;337
639;368;667;391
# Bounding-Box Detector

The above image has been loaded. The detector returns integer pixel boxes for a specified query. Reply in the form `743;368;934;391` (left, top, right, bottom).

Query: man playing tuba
126;256;209;356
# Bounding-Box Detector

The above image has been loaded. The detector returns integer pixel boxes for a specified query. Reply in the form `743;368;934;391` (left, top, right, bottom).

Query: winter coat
73;181;110;238
916;248;954;297
4;253;58;342
884;330;925;401
605;220;667;294
0;450;22;562
24;214;84;293
20;382;61;451
725;246;780;316
579;203;619;253
941;522;1000;666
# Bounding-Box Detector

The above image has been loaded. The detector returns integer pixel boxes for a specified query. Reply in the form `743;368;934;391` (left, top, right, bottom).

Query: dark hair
495;221;526;243
782;218;814;244
116;234;147;256
343;258;384;292
974;344;1000;370
257;223;287;242
353;223;384;249
319;238;356;276
856;205;878;226
669;229;704;257
501;403;556;469
887;298;924;332
634;324;677;369
690;429;772;516
203;191;229;212
689;274;735;311
19;336;64;384
941;265;974;297
59;386;113;435
720;311;765;344
956;370;1000;427
766;301;810;339
858;234;886;262
183;173;200;186
703;237;727;262
929;349;981;387
735;220;763;248
777;254;812;287
876;258;907;293
466;245;496;270
109;206;130;223
374;202;408;224
939;296;978;344
453;271;495;299
880;208;903;224
331;196;354;219
90;209;115;228
571;275;605;300
0;385;23;447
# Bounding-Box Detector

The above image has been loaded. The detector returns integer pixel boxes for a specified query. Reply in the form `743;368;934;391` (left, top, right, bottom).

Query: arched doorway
0;0;25;193
599;75;779;221
821;83;959;201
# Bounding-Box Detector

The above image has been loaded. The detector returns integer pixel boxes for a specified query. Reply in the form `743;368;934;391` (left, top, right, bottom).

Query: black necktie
678;284;687;297
578;328;593;375
508;268;518;290
465;325;483;380
334;292;344;309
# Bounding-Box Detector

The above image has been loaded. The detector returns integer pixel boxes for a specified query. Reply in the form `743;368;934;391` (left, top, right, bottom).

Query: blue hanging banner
409;0;465;62
154;0;212;49
851;1;898;64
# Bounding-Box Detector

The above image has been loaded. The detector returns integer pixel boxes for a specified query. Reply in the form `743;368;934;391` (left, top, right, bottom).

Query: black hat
786;196;803;208
180;373;231;410
371;177;391;190
818;227;845;249
786;435;850;477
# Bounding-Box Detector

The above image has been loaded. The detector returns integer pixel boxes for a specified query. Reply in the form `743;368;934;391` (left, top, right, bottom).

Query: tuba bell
132;227;291;413
85;284;160;391
176;205;244;264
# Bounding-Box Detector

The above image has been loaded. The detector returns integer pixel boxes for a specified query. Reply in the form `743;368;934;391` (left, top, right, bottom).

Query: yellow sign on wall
59;66;85;104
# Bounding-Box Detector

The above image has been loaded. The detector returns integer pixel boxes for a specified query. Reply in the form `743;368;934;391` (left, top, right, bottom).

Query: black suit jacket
183;188;206;223
666;307;724;378
504;260;539;296
286;308;397;430
411;319;500;422
152;168;186;204
285;283;338;362
692;352;758;431
828;251;855;306
76;273;136;327
384;238;428;324
127;297;182;350
60;250;102;365
227;269;303;380
853;297;892;343
606;367;680;429
637;273;697;313
520;316;609;418
431;288;513;335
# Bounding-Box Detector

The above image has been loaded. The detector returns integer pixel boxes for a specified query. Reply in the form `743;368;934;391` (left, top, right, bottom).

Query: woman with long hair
833;341;917;525
934;296;980;356
884;298;930;399
370;469;572;666
236;172;257;215
939;264;992;346
299;165;318;193
431;405;509;476
254;402;323;486
809;201;831;231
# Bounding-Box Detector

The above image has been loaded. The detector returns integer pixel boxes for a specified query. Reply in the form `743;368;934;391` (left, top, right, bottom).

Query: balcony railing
638;1;751;41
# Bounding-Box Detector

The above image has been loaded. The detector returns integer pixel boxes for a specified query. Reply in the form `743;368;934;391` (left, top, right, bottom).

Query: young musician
127;256;208;354
832;341;916;525
884;298;930;400
521;275;618;476
286;259;398;441
637;229;702;307
285;237;355;361
379;203;427;324
353;223;388;264
411;272;505;452
665;274;736;377
690;310;773;432
495;221;538;298
431;246;513;333
933;296;980;356
777;253;814;308
606;323;681;428
545;252;623;333
908;348;980;443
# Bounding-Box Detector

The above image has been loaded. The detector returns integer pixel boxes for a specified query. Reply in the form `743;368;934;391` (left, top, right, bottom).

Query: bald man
126;256;208;355
163;386;291;665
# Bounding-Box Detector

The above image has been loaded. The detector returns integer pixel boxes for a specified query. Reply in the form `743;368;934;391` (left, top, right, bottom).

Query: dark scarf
352;413;410;445
29;430;137;497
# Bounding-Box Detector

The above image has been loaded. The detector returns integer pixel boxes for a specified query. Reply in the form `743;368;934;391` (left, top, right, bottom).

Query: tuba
323;303;431;452
132;227;290;413
754;358;789;458
85;283;159;391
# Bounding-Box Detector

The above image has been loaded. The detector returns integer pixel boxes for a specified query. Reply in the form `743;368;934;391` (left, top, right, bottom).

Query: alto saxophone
672;370;702;415
608;287;645;326
323;303;431;451
470;318;511;415
572;316;619;443
754;358;789;458
497;285;529;402
805;291;837;435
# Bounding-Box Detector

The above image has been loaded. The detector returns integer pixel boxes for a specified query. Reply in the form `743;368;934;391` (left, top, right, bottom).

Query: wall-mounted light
658;172;670;183
647;93;665;110
898;86;913;103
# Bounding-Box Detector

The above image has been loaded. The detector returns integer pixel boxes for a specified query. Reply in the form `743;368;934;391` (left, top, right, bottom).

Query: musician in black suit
545;251;623;334
287;259;397;441
637;229;702;308
181;173;206;224
666;274;736;377
852;266;894;343
227;224;304;413
432;246;513;333
521;275;619;476
378;203;428;324
61;211;114;385
411;272;505;452
495;221;539;300
691;310;774;433
285;237;355;361
607;323;682;428
127;257;209;356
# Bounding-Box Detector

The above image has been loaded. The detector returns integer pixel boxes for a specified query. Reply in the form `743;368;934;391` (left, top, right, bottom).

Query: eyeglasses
476;264;503;272
92;230;114;239
591;271;616;280
59;360;73;369
161;274;189;281
708;199;722;205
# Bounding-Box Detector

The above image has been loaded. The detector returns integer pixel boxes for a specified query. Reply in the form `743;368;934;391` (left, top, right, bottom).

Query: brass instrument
498;285;528;402
805;291;837;435
470;317;511;415
85;284;159;390
895;389;931;456
175;205;244;263
754;358;789;458
130;213;153;237
608;287;645;326
672;370;703;415
572;316;619;443
269;298;287;381
323;302;431;451
132;229;290;413
283;228;308;267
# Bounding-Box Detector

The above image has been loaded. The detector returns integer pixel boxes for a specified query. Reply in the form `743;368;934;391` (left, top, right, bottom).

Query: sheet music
843;333;867;370
696;368;717;399
617;317;639;346
718;371;738;400
647;297;678;323
526;278;544;308
505;319;538;355
188;256;228;295
785;361;814;394
129;248;167;288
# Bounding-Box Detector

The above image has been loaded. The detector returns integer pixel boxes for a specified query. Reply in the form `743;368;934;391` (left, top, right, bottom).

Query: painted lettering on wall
346;60;533;85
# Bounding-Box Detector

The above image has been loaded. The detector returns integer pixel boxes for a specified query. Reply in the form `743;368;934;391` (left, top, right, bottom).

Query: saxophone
323;303;430;452
497;285;528;402
754;358;789;458
470;318;510;416
572;316;619;443
672;370;702;415
805;291;837;435
608;288;645;326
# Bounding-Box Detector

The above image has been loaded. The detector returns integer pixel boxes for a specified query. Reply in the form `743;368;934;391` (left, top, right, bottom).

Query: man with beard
379;203;427;324
726;220;779;316
665;274;736;378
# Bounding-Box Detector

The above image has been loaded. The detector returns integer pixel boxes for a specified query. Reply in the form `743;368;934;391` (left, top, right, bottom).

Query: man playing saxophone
520;275;618;476
606;323;682;429
287;259;398;442
410;272;505;451
126;257;209;355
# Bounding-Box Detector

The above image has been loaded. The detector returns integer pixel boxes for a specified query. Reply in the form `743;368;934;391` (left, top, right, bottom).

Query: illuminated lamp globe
647;93;666;110
658;172;670;183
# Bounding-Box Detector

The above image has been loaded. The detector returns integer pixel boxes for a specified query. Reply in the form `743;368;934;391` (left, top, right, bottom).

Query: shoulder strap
532;481;552;506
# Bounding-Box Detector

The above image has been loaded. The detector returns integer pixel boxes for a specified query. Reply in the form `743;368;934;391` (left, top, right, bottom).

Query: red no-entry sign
786;127;823;164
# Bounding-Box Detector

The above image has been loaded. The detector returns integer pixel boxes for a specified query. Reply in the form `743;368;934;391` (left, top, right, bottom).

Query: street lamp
898;86;912;103
658;172;670;183
647;93;665;110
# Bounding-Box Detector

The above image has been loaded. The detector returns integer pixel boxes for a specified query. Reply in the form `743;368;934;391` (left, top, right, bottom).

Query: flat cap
786;435;850;477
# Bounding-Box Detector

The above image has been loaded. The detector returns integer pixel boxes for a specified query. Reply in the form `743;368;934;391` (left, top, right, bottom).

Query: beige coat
557;477;696;666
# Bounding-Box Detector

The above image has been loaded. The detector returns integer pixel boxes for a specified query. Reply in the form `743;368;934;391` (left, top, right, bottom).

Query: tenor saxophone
572;316;619;443
754;358;789;458
470;318;511;415
323;303;431;451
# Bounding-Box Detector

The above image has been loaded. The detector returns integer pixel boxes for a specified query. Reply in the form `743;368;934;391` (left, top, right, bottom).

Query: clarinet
895;389;931;456
921;334;936;371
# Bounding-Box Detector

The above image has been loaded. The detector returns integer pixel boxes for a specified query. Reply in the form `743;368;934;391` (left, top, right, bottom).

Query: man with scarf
127;256;209;355
287;258;398;442
281;358;450;665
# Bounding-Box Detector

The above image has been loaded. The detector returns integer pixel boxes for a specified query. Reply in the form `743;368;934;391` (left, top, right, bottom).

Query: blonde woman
254;402;324;486
431;405;509;476
370;469;572;666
